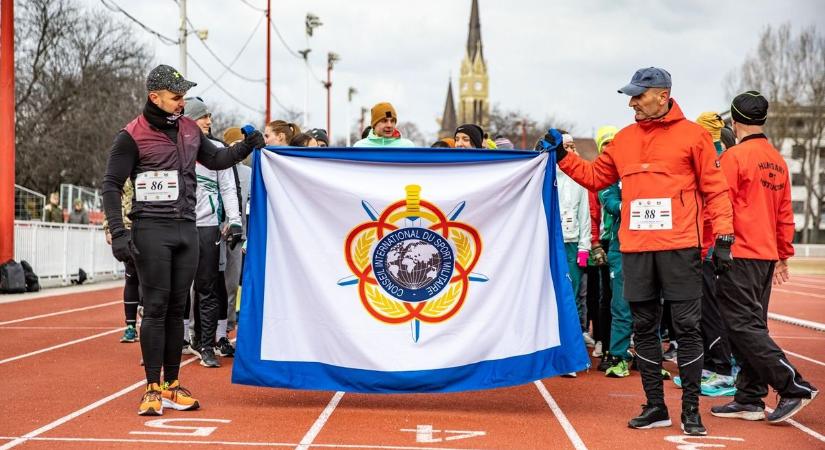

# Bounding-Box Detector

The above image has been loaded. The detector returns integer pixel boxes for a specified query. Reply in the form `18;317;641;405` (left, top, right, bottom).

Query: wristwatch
716;234;735;246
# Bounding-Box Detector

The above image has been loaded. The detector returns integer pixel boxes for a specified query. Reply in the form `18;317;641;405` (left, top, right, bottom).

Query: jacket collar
637;99;685;130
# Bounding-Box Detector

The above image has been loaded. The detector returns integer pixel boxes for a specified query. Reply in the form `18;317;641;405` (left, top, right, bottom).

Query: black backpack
19;260;40;292
0;260;27;294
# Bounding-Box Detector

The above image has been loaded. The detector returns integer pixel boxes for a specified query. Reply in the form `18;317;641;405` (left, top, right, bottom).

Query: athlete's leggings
193;226;221;349
132;218;198;385
123;259;140;326
217;271;228;321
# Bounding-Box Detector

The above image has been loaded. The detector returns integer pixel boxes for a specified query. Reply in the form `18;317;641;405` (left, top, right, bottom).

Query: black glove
226;224;245;250
537;128;567;162
712;234;735;275
111;230;136;263
241;124;265;149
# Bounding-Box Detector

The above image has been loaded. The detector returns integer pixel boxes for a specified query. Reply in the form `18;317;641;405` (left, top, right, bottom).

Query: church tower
438;78;457;139
458;0;489;130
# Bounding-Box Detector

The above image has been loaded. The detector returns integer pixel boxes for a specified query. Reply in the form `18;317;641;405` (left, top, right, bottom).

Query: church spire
466;0;483;62
439;78;457;138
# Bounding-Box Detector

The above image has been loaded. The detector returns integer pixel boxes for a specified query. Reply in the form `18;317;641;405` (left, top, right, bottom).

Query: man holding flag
540;67;734;436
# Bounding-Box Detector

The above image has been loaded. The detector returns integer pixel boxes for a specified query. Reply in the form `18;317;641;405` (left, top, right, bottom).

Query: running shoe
681;404;707;436
199;346;220;368
215;337;235;357
701;373;736;397
560;372;577;378
663;342;678;363
120;325;138;343
661;368;672;380
606;360;630;378
161;380;200;411
597;354;615;372
138;383;163;416
767;391;818;424
592;341;603;358
582;332;596;347
628;404;671;429
710;401;765;421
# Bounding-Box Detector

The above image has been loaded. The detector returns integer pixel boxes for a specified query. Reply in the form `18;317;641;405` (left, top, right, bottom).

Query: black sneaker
199;347;221;368
597;354;614;372
663;342;678;363
628;404;672;429
767;391;817;424
710;401;765;421
215;337;235;357
681;404;707;436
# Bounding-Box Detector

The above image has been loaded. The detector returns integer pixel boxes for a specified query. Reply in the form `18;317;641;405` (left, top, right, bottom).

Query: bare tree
727;24;825;243
488;105;576;150
397;121;426;147
14;0;150;193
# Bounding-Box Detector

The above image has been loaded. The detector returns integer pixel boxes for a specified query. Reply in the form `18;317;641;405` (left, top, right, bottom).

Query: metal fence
14;184;46;221
13;220;123;288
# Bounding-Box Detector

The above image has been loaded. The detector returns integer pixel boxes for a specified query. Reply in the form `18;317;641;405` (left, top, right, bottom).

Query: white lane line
785;281;825;289
764;408;825;444
784;349;825;368
0;436;481;450
0;328;124;366
0;356;199;450
295;391;345;450
774;289;825;299
768;313;825;332
0;300;121;326
0;326;116;330
534;380;587;450
773;335;825;341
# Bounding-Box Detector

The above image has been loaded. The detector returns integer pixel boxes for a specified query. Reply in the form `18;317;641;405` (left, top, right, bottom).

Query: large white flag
232;148;589;393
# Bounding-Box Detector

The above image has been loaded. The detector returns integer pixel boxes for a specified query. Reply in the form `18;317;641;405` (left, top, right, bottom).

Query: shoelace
162;382;193;398
143;390;162;402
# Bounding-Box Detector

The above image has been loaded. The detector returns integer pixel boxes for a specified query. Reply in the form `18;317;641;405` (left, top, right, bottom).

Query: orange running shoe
138;383;163;416
161;380;200;411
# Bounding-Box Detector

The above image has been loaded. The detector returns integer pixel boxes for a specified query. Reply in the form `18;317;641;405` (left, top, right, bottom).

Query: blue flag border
232;147;590;393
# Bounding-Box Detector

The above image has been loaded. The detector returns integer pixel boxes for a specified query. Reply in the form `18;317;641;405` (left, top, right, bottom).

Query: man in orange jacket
710;91;818;424
539;67;734;436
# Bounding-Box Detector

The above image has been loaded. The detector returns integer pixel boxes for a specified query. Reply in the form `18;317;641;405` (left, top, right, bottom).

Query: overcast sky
82;0;824;143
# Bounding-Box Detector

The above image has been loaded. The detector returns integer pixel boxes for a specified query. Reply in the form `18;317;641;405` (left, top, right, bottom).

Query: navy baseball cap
618;67;672;96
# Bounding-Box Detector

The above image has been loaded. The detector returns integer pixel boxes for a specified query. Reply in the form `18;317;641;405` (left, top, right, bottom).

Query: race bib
561;209;576;235
135;170;179;202
629;198;672;230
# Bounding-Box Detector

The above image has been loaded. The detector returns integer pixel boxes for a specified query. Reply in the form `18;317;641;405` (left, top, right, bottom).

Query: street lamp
346;87;357;147
325;52;340;141
303;13;323;127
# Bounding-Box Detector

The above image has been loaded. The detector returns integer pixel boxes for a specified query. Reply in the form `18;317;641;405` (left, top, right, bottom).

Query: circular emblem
371;227;454;303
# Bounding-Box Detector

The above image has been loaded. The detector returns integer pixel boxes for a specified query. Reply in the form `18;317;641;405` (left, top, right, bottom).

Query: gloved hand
226;224;245;250
712;234;735;275
111;230;136;263
591;245;607;266
577;250;589;268
241;124;265;149
537;128;567;162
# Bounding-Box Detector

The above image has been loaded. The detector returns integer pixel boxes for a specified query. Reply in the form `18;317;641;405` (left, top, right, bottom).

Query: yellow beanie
223;127;243;144
371;102;397;127
696;112;724;141
595;125;619;153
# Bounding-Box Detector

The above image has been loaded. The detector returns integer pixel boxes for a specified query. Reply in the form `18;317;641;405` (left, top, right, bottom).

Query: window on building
792;172;806;186
791;144;806;159
792;200;805;214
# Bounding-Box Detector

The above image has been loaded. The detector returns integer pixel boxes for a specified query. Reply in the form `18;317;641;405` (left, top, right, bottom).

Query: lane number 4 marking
400;424;486;443
664;435;745;450
131;419;231;437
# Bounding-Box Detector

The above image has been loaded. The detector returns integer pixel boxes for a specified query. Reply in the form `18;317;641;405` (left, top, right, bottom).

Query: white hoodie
556;167;591;250
195;139;241;227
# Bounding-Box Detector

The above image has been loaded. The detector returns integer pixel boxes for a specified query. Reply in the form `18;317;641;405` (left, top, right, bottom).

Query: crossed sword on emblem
337;199;488;342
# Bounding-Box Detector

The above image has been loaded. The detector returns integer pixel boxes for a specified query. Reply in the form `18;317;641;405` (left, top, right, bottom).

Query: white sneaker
561;372;577;378
582;332;596;347
592;341;603;358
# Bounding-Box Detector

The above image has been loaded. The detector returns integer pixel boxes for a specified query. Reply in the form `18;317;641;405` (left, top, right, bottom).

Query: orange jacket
589;190;601;247
720;134;795;261
558;100;733;253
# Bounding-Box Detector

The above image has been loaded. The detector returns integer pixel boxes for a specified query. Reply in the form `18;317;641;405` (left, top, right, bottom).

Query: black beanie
731;91;768;125
455;124;484;148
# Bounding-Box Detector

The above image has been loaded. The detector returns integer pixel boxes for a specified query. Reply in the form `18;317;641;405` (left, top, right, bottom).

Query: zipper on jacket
692;190;701;249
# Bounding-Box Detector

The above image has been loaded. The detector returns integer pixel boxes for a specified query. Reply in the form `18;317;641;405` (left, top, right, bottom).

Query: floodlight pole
0;0;16;262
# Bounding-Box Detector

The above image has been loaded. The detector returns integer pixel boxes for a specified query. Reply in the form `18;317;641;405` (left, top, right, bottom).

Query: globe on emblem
385;239;442;290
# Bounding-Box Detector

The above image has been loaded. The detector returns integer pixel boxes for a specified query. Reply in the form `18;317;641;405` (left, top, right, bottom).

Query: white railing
13;221;123;288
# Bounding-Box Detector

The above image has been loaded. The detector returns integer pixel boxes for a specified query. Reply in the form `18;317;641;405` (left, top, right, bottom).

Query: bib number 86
151;181;165;190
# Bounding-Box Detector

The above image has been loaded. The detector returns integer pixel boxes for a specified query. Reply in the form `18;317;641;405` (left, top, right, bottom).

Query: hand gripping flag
232;147;590;393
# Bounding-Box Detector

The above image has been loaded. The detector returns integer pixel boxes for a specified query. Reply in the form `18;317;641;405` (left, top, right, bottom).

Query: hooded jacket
558;99;733;253
556;168;591;250
353;129;415;148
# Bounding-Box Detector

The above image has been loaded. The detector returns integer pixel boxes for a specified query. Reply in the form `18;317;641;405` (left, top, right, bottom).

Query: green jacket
353;130;415;148
599;182;621;252
43;203;64;223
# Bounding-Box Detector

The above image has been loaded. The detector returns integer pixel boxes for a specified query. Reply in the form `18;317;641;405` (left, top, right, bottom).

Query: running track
1;277;823;449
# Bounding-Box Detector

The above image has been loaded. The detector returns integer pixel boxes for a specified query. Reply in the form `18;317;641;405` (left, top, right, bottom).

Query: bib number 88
644;209;656;219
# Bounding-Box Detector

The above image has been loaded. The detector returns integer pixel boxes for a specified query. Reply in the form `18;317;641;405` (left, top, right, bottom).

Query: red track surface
1;278;823;449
